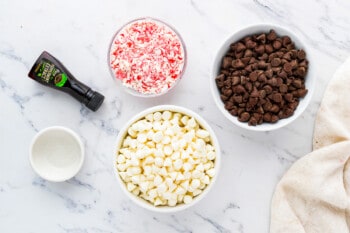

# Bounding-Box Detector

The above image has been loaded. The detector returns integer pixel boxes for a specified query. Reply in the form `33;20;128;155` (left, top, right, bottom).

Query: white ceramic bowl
210;24;315;131
29;126;85;182
114;105;221;212
108;17;187;98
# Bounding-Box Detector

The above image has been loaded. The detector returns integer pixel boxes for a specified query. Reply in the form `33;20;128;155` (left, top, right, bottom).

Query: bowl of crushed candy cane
108;18;187;97
114;105;220;212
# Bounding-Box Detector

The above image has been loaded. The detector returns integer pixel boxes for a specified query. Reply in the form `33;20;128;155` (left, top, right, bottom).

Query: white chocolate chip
196;129;210;139
154;149;164;157
152;131;163;143
173;159;183;170
168;183;177;192
193;189;202;196
131;175;141;184
145;113;154;122
144;156;154;164
164;158;172;167
183;163;193;172
154;157;164;167
175;186;186;195
181;180;189;190
154;198;163;206
168;199;177;207
157;183;168;194
201;175;210;184
132;188;140;196
154;175;163;186
196;164;204;172
183;195;193;204
176;173;185;182
171;151;180;160
192;170;202;179
117;154;126;164
119;172;127;180
139;181;149;193
207;151;216;160
206;168;215;178
187;118;197;128
127;128;137;138
164;146;173;156
169;172;178;180
127;183;136;191
190;179;201;189
162;136;171;145
148;189;157;199
153;112;162;121
137;133;147;143
162;111;172;120
180;115;189;125
117;163;127;172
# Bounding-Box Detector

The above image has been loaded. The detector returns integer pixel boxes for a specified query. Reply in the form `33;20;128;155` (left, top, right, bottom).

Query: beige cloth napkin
270;58;350;233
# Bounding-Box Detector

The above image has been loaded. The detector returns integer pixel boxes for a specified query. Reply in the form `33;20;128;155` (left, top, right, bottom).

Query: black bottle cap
85;91;104;111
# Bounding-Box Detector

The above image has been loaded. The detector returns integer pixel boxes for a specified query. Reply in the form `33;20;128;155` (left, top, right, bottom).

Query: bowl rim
107;17;187;98
29;126;85;182
210;23;315;131
113;105;221;213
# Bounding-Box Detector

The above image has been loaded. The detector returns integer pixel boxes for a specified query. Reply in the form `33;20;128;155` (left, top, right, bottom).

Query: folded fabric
270;58;350;233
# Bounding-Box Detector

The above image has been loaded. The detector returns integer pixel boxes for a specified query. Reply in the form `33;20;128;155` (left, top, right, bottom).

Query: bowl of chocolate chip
211;24;314;131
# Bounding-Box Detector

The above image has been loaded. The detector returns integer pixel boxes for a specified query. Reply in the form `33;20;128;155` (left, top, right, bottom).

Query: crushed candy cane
109;18;185;95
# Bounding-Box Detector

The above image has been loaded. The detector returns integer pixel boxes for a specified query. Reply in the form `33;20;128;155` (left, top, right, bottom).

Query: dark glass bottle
28;51;104;111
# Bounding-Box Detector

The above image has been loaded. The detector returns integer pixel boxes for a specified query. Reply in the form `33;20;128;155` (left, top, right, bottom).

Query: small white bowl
114;105;221;212
210;24;315;131
29;126;85;182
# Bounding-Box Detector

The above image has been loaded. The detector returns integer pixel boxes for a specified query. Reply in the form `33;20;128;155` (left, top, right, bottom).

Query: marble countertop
1;0;350;232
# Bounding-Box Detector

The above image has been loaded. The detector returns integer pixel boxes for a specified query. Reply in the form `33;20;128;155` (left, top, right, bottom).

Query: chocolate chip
233;95;243;103
282;36;292;47
232;59;245;69
234;85;246;94
271;58;281;67
273;40;282;50
225;102;234;110
256;33;266;44
246;40;257;49
232;76;240;86
223;89;233;97
244;49;254;57
236;42;246;52
248;116;258;126
267;30;277;41
279;84;288;93
258;73;267;83
249;71;259;82
271;115;279;123
283;62;293;73
255;45;265;55
263;85;273;94
263;112;272;122
292;79;302;88
222;57;232;69
265;44;274;54
296;67;306;77
239;112;250;122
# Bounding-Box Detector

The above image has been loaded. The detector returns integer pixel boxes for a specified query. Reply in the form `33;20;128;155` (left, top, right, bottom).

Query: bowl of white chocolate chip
114;105;220;212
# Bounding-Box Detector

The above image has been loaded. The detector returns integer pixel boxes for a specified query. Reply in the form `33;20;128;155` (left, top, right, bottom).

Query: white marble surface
1;0;350;232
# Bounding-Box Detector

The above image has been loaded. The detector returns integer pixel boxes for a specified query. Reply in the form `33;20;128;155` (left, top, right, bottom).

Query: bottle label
34;58;68;87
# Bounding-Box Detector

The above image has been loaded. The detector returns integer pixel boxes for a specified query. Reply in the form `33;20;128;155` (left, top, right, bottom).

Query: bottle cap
86;91;104;111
